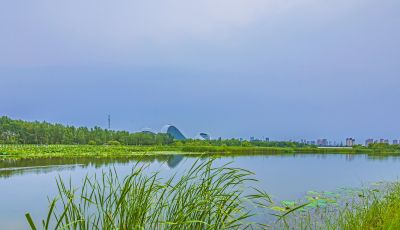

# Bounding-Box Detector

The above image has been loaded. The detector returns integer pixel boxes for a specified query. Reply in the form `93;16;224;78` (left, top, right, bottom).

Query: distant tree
88;140;97;145
0;116;175;146
107;140;121;146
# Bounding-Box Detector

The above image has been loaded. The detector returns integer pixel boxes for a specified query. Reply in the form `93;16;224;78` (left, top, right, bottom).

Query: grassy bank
330;183;400;229
0;145;181;159
274;182;400;229
1;144;399;160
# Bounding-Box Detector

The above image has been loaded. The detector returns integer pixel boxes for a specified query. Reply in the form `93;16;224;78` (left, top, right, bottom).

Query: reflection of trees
0;165;77;178
0;155;185;179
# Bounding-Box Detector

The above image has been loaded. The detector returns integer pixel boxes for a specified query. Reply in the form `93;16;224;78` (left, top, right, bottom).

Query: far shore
1;144;399;160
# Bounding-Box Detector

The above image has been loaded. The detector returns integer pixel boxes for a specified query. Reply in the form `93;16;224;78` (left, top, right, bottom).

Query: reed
330;183;400;229
25;159;271;230
274;183;400;230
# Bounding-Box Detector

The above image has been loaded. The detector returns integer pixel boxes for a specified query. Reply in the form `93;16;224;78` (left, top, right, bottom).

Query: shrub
107;140;121;146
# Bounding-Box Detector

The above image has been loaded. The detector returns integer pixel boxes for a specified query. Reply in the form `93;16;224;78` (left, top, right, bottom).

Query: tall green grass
331;183;400;230
25;159;271;229
275;183;400;230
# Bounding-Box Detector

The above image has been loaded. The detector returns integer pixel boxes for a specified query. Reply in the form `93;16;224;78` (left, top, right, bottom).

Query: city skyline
2;114;398;146
3;114;400;146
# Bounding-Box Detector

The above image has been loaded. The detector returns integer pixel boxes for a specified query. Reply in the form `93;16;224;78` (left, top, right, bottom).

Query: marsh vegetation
25;159;271;230
23;159;400;229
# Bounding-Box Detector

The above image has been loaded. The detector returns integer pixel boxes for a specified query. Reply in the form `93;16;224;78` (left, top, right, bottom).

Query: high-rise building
317;139;328;146
393;140;399;145
365;139;374;146
265;137;270;142
346;138;355;147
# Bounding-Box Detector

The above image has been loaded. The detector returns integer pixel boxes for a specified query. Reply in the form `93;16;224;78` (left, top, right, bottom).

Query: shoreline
0;144;399;160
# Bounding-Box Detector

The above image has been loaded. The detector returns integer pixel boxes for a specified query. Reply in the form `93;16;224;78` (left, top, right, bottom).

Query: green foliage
0;116;173;146
107;140;121;145
273;183;400;229
26;159;271;230
1;116;399;157
0;145;182;159
367;143;400;154
88;140;97;145
179;139;311;148
333;183;400;230
181;145;295;154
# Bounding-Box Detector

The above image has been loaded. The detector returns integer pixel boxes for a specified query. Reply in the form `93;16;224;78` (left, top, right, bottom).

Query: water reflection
1;153;400;179
0;155;186;178
167;155;184;168
1;153;400;230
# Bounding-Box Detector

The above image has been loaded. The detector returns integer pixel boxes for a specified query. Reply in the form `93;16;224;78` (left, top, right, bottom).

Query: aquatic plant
25;159;271;230
271;182;400;230
332;183;400;229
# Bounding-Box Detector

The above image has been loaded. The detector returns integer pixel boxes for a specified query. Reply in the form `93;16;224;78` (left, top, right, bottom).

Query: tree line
0;116;173;145
1;116;321;148
175;139;312;148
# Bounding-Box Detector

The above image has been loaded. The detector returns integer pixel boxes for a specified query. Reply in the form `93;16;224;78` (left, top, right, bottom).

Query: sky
0;0;399;143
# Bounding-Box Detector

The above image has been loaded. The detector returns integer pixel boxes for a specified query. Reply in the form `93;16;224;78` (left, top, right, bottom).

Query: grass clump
275;183;400;230
332;183;400;230
25;159;271;230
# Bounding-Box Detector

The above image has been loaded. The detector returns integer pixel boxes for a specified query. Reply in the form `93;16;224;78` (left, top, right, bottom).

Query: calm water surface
1;153;400;229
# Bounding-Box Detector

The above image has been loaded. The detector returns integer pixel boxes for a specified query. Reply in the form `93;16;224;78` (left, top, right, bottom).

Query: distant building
195;133;210;141
265;137;270;142
365;139;374;146
250;136;255;142
161;125;186;140
346;138;355;147
393;140;399;145
317;139;328;146
141;127;155;134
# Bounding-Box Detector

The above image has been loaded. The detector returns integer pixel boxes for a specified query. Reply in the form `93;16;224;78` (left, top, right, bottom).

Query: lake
1;153;400;229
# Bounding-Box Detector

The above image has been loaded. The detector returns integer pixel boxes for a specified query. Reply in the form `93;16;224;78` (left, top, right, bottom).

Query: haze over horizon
1;0;399;142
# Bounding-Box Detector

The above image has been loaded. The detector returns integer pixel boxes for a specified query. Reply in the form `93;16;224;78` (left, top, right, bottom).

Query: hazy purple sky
1;0;399;142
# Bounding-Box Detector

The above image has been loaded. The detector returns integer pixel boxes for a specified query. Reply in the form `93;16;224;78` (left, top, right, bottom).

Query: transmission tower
108;115;111;130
